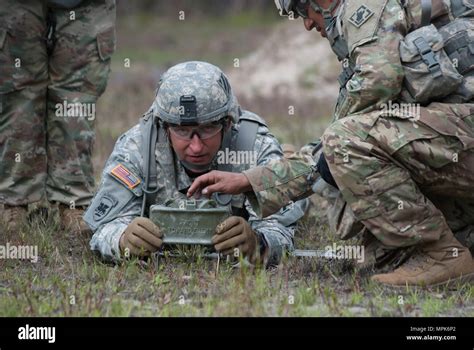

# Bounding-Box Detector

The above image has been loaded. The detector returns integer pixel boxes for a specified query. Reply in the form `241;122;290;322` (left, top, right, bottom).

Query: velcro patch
93;194;117;222
348;5;374;28
110;164;141;190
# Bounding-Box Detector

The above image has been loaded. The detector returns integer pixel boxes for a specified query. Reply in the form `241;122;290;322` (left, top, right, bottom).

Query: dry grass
1;209;472;317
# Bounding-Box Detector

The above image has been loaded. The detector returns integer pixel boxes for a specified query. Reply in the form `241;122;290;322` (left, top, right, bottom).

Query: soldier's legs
46;0;115;207
429;195;474;253
322;104;474;286
0;1;48;206
322;105;474;248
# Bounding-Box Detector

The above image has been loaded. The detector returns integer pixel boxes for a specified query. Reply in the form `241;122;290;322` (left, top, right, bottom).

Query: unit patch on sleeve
93;194;117;221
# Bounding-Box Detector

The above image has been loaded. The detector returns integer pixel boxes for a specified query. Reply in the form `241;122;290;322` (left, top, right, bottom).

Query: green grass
1;212;473;317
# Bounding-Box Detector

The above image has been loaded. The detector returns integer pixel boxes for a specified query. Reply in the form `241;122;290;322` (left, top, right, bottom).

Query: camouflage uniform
0;0;116;207
84;112;306;266
245;0;474;254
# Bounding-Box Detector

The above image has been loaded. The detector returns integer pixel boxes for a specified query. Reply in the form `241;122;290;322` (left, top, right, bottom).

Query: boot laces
402;251;432;272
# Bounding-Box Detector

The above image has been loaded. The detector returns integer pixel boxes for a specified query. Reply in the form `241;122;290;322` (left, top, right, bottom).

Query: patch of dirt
228;21;339;106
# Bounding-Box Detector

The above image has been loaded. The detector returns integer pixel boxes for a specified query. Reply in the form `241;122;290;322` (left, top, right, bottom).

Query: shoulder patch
342;0;388;54
93;194;118;222
348;5;374;28
110;164;141;190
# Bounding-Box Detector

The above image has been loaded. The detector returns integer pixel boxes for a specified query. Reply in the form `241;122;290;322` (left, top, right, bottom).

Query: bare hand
187;170;252;198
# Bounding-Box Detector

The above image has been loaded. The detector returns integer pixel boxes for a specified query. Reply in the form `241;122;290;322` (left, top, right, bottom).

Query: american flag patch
110;164;141;190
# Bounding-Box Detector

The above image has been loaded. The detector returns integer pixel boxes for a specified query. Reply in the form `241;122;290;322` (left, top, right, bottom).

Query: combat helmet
153;61;240;126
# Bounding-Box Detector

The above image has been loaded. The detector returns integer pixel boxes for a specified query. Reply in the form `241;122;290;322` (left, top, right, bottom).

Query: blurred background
94;0;339;173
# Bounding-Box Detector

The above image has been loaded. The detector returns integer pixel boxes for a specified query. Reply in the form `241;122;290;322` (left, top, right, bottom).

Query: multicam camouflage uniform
84;112;305;266
0;0;116;207
245;0;474;256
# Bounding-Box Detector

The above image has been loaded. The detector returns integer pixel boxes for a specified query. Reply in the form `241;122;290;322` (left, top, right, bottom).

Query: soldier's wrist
238;173;252;193
119;232;127;254
241;170;258;192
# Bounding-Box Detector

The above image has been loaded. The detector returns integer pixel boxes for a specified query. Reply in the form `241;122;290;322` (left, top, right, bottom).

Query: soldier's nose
188;134;204;153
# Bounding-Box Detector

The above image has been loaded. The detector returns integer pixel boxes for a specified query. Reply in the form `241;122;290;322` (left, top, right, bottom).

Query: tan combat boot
59;205;91;237
371;231;474;288
1;204;28;233
357;231;413;274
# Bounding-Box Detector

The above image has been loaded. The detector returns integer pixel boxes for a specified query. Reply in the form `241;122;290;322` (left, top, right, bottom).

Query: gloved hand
212;216;259;263
119;217;163;257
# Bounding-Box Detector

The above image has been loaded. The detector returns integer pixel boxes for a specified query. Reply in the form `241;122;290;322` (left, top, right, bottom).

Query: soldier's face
169;125;224;168
302;0;336;37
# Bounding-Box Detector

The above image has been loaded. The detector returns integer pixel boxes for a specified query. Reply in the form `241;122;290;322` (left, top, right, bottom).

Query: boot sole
375;272;474;291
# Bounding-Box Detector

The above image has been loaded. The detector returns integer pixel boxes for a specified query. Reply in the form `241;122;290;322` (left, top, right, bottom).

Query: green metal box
149;199;231;245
